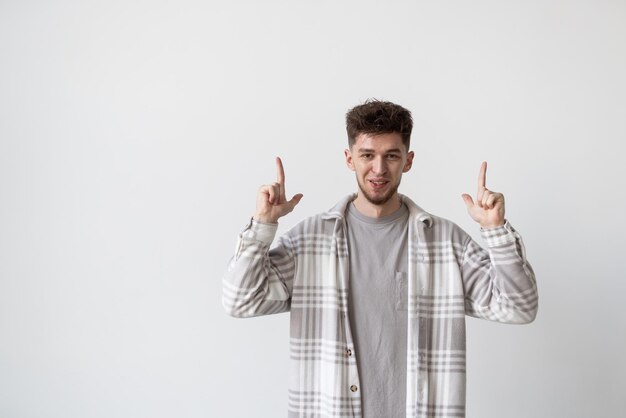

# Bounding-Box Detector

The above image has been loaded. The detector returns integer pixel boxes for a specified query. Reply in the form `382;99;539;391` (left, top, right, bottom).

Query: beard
356;175;400;206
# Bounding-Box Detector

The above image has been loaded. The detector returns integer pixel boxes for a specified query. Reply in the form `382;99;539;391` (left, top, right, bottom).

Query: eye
387;154;400;160
361;154;373;160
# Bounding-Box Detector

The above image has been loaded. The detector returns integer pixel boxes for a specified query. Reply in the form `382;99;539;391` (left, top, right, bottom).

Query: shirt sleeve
222;218;297;318
461;220;539;324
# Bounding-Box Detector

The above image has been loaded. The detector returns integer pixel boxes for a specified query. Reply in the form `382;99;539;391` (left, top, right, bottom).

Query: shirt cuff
480;219;517;247
241;218;278;244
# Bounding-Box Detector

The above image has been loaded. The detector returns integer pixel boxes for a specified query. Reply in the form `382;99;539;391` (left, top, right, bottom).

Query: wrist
480;221;505;230
245;217;278;243
253;214;279;224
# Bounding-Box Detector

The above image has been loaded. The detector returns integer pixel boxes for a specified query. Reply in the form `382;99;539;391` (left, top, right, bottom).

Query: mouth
368;179;390;190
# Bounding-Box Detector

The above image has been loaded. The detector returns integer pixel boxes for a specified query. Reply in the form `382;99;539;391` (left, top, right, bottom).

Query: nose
372;156;387;175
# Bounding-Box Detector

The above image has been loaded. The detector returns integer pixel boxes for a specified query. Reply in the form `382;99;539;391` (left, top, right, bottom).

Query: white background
1;1;625;417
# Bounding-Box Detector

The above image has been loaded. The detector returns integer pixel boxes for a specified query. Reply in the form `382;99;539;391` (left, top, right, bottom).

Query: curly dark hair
345;99;413;149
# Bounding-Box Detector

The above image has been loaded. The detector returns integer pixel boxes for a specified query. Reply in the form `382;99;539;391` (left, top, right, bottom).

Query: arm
222;157;303;318
222;219;297;318
461;221;538;324
460;162;538;323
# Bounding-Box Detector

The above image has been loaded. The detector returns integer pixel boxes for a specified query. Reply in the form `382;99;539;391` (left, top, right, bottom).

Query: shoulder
287;211;338;237
419;213;472;244
285;195;353;237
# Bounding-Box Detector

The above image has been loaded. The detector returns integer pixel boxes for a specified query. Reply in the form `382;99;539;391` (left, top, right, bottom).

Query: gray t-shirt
345;202;409;418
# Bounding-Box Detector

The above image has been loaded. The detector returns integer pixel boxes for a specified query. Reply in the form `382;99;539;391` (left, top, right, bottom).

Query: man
222;100;538;418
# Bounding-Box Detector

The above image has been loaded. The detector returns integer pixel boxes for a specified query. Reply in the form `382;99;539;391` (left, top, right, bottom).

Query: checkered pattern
223;194;538;417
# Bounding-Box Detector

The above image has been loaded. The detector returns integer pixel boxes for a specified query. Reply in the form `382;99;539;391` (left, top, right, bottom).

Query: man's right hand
254;157;303;224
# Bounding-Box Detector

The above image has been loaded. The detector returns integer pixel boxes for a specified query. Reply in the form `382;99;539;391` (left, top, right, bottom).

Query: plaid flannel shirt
223;194;538;418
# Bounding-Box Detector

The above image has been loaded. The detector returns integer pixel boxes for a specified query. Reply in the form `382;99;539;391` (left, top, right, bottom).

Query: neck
352;193;402;218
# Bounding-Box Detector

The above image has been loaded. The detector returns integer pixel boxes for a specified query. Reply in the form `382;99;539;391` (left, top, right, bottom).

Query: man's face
344;132;414;206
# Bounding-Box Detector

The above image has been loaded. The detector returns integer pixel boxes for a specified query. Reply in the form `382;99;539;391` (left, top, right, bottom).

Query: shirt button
350;385;358;392
346;349;352;357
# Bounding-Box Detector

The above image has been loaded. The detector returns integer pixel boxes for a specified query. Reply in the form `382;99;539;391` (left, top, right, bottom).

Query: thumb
461;193;474;210
287;193;303;209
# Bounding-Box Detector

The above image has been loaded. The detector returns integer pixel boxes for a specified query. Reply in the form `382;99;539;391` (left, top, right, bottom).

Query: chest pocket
394;271;408;311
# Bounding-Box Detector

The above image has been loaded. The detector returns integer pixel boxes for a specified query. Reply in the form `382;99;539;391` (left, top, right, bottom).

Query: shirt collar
322;193;433;228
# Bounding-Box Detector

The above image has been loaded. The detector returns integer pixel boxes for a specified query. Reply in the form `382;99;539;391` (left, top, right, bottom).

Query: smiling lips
368;179;390;190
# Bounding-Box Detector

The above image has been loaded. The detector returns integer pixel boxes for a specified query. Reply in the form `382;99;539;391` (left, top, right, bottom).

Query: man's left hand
461;161;506;229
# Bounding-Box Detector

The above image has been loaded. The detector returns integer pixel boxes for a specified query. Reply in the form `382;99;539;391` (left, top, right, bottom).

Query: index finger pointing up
477;161;487;195
276;156;285;185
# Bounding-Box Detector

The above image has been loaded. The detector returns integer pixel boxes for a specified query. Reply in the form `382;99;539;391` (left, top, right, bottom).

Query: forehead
353;132;406;152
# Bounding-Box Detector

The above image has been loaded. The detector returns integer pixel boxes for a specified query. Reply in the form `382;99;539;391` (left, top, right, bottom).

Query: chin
364;194;395;205
360;185;399;206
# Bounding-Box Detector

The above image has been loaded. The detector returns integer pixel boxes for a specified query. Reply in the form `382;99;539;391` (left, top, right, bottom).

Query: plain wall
1;0;625;417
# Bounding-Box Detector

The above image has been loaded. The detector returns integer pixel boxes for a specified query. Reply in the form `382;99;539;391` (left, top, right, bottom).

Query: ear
403;151;414;173
344;148;356;171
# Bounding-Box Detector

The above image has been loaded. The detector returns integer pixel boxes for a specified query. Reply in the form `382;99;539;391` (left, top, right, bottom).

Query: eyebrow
358;148;403;154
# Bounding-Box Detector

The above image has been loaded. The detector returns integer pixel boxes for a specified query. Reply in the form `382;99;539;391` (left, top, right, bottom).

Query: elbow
222;277;259;318
513;311;537;325
223;305;252;319
504;285;539;324
223;305;243;319
225;310;249;319
222;296;252;318
508;301;539;325
522;304;539;324
520;289;539;324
